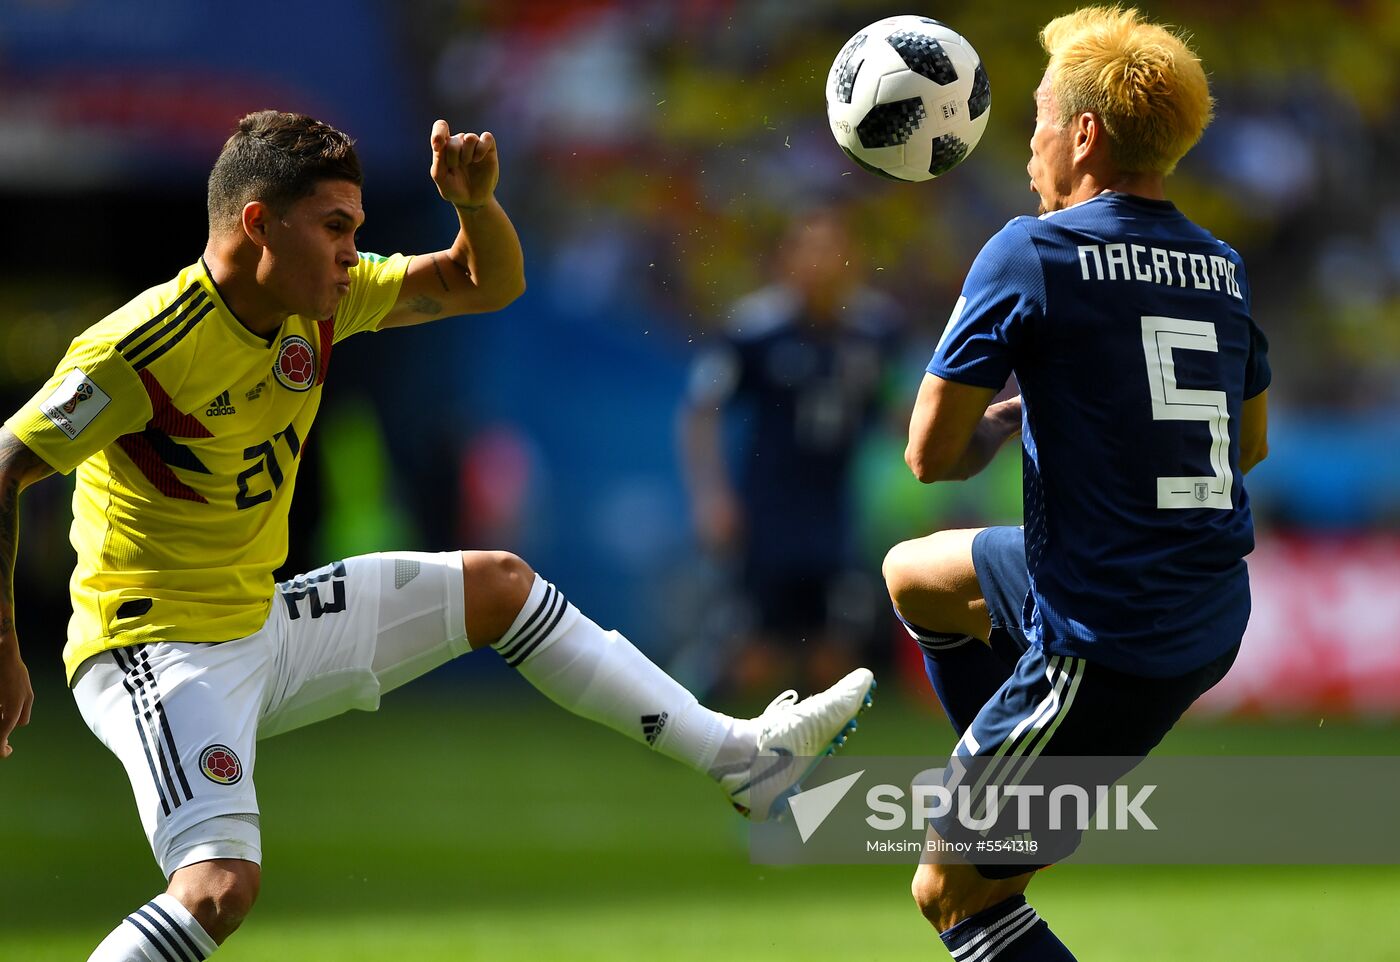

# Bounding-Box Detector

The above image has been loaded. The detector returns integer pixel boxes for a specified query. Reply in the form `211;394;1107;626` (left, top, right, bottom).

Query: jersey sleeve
927;220;1046;388
1243;316;1271;399
3;338;152;475
1233;257;1271;399
331;251;413;342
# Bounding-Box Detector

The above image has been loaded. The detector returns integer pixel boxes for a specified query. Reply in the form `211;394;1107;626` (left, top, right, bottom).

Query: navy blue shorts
937;526;1239;877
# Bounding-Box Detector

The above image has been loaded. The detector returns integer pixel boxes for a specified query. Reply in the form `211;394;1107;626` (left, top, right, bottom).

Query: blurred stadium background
1;1;1397;958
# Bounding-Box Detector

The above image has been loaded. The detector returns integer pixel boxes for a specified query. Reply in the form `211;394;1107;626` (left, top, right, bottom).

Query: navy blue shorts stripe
996;656;1084;791
950;654;1077;819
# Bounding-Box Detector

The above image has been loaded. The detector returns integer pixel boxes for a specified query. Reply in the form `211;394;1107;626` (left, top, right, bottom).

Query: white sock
492;575;756;776
89;893;218;961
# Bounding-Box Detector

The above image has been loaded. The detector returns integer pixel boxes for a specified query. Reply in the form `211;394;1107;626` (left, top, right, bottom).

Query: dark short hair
207;110;362;231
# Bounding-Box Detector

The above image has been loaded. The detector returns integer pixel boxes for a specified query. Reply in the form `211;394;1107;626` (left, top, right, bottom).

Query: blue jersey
929;193;1271;677
691;285;897;573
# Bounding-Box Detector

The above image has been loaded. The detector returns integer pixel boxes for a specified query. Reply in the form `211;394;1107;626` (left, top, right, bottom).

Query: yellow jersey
5;252;411;682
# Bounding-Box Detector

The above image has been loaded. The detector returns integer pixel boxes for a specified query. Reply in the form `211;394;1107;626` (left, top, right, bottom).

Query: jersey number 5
1140;316;1233;510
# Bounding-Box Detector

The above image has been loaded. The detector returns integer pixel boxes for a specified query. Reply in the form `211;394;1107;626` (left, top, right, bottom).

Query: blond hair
1040;6;1213;174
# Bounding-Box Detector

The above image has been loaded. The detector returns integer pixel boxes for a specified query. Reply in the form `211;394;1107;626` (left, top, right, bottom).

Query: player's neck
201;242;291;340
1072;169;1167;205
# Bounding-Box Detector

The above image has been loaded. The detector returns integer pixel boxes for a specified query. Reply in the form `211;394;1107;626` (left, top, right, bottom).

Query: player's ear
240;201;273;249
1072;111;1098;165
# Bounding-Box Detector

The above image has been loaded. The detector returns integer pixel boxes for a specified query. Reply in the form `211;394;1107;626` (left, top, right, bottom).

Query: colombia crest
273;335;316;392
199;744;243;785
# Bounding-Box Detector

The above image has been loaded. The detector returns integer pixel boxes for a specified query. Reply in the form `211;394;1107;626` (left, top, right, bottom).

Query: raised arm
905;373;1022;483
0;428;55;758
381;122;526;328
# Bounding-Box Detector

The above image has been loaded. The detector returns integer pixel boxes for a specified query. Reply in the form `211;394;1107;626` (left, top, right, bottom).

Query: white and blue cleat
722;667;876;822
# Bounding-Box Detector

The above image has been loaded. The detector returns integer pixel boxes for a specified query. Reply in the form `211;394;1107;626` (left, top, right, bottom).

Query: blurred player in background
0;111;875;961
682;210;899;696
881;7;1270;959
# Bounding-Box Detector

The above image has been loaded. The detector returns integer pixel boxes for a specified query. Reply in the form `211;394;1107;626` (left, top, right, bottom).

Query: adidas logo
641;712;669;746
205;391;237;417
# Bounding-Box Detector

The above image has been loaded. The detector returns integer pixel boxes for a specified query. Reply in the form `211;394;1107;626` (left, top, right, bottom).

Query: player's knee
462;549;534;603
461;550;535;646
911;861;1029;933
169;859;260;943
883;530;985;635
913;862;996;932
910;862;957;930
884;538;945;617
882;540;919;610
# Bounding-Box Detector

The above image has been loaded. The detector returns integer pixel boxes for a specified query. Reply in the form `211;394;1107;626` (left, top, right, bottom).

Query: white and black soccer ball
826;16;990;182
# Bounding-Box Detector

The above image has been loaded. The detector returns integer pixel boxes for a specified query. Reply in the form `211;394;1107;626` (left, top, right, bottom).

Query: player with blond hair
0;110;875;961
882;8;1269;958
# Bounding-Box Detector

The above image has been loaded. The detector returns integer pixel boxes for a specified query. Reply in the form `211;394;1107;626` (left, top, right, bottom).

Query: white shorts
72;551;468;877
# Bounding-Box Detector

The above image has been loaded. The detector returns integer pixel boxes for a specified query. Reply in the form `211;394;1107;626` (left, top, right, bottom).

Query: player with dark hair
881;7;1269;959
0;110;874;961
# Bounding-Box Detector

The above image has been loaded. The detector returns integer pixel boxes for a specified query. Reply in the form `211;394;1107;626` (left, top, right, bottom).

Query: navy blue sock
940;894;1076;961
896;613;1012;734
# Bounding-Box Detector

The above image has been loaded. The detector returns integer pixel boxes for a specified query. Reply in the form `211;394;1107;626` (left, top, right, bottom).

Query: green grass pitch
3;673;1398;960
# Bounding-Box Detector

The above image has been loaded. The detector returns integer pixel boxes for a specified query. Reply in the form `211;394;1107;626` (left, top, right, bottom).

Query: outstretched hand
429;120;499;210
0;634;33;759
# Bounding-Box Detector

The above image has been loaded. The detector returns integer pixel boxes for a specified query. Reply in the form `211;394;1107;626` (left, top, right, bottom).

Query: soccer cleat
722;667;876;822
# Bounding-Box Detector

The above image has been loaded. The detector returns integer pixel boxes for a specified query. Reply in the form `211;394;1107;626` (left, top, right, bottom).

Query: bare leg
167;858;260;944
882;528;990;640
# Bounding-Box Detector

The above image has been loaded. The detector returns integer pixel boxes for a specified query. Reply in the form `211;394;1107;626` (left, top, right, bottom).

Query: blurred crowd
415;0;1400;409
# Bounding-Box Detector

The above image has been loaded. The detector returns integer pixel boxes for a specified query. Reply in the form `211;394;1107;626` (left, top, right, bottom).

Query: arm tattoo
406;294;444;315
431;253;451;293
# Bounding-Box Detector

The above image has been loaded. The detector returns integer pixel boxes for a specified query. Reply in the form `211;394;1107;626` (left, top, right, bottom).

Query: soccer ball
826;16;990;182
